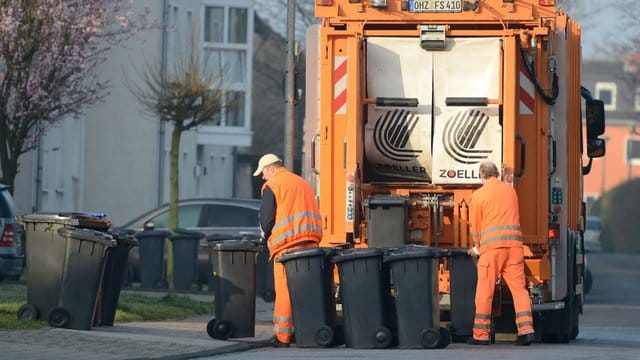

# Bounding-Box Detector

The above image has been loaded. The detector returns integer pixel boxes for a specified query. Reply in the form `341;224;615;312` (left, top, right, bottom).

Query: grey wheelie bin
256;247;275;302
169;228;205;291
447;248;478;342
385;245;449;349
206;239;261;339
49;227;115;330
135;229;169;289
205;233;274;302
16;212;112;324
332;248;395;349
94;228;138;326
278;247;342;347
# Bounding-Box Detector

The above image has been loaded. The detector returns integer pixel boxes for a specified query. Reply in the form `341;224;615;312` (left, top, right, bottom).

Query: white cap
253;154;282;176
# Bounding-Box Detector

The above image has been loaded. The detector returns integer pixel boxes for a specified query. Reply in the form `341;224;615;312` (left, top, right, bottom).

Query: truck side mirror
587;138;606;158
586;99;605;139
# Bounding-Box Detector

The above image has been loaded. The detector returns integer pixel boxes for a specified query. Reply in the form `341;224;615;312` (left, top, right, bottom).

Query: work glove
467;246;480;257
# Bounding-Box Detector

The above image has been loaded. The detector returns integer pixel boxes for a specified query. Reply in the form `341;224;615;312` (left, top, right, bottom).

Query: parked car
0;183;25;282
121;198;273;298
584;216;603;253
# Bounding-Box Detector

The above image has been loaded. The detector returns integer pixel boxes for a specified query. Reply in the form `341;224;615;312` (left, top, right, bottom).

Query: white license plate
409;0;463;12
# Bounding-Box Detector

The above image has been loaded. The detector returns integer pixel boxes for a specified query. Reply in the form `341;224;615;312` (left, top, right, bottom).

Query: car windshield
0;189;17;218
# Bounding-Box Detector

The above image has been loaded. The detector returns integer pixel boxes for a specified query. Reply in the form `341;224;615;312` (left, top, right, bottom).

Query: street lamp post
284;0;296;170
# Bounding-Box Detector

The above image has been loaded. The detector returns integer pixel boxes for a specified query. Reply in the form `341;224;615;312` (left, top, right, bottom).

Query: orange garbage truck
303;0;606;343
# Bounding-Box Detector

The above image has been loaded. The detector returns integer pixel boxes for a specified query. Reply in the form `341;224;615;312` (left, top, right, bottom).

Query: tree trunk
0;132;20;194
166;124;183;288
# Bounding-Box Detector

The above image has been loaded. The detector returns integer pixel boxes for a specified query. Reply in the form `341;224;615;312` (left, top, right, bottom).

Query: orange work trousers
473;247;534;340
272;242;318;343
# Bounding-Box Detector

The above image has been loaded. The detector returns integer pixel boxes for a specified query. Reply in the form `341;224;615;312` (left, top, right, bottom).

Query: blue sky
577;1;625;60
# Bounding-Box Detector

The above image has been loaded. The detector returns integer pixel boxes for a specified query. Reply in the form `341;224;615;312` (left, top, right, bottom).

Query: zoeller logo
373;109;422;161
443;109;493;164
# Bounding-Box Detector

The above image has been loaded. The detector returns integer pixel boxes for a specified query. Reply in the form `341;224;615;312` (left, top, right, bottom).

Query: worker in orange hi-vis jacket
467;161;535;346
253;154;323;348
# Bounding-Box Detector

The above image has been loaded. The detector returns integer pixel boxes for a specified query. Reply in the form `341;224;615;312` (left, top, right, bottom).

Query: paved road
194;252;640;360
1;252;638;359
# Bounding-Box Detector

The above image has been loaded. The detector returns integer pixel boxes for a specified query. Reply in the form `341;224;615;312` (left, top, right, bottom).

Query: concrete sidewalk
0;296;276;360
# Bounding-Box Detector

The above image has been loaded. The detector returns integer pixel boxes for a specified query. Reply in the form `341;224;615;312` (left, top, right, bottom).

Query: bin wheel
438;327;451;348
207;319;234;340
17;304;40;321
421;328;441;349
47;307;70;328
372;326;392;348
315;325;334;347
262;288;275;302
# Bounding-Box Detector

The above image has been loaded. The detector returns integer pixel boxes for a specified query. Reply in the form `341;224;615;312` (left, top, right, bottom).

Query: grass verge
0;283;213;330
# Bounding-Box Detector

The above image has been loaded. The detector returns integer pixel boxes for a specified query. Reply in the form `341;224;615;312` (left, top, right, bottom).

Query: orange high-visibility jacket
261;167;322;258
469;177;522;254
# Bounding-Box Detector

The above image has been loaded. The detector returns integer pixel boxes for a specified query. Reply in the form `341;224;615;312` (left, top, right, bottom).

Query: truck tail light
317;0;333;5
548;223;560;245
538;0;555;6
0;224;14;247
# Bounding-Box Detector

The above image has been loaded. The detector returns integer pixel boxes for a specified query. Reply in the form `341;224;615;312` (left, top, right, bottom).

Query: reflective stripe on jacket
261;167;322;258
469;177;522;254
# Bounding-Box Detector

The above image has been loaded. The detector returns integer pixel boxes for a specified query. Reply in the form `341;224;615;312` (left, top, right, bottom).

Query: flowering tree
0;0;149;192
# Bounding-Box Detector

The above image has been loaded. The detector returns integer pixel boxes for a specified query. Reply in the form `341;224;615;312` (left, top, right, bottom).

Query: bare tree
127;26;233;283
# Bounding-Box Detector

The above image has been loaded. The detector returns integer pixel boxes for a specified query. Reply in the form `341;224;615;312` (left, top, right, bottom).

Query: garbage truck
303;0;606;343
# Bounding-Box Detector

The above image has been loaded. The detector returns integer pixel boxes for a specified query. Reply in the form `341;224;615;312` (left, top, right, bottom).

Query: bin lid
364;194;408;207
107;228;139;247
332;247;385;264
205;233;237;242
383;245;440;263
17;213;84;226
213;239;260;252
277;247;329;263
168;228;205;241
17;212;112;230
57;227;116;247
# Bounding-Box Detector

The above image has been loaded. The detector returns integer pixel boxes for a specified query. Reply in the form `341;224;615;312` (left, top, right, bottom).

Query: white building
12;0;259;225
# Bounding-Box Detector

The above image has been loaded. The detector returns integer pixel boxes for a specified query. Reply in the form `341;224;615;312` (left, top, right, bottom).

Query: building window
225;91;245;127
595;82;617;111
627;137;640;165
204;7;224;43
203;3;251;128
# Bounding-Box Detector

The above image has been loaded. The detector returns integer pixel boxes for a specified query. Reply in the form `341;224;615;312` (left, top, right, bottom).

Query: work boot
267;336;290;348
466;337;490;346
515;333;535;346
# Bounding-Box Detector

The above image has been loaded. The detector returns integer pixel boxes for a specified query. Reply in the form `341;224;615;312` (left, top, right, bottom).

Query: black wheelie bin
332;247;395;349
206;239;262;339
135;229;170;289
169;228;205;291
447;248;478;342
278;247;342;347
16;212;112;324
94;228;138;326
385;245;449;349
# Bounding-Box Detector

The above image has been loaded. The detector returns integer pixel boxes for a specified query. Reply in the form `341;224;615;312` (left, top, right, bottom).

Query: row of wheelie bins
134;230;274;301
205;241;461;349
134;228;206;291
15;213;138;330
